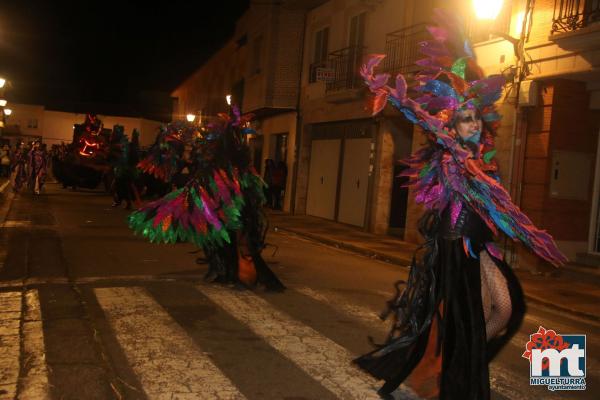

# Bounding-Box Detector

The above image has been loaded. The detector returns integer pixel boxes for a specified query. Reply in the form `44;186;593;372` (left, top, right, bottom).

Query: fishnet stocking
479;251;512;340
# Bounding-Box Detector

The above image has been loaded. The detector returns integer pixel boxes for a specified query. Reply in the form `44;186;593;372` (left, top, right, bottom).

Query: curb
522;292;599;322
274;225;600;323
0;180;10;194
0;181;14;225
274;225;413;266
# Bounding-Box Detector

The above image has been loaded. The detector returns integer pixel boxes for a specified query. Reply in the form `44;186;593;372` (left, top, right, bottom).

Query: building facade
172;1;324;212
171;0;600;269
296;0;435;235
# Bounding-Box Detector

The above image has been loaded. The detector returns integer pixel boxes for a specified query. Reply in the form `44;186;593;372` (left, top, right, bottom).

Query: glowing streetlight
4;108;12;116
226;94;232;106
186;113;196;123
0;78;5;88
0;99;6;107
473;0;503;20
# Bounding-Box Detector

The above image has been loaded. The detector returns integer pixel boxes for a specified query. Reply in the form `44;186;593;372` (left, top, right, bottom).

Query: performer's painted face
455;109;482;143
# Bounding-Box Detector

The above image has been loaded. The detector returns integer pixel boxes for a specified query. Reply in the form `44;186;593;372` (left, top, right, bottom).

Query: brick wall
522;79;596;240
517;79;598;268
267;8;305;108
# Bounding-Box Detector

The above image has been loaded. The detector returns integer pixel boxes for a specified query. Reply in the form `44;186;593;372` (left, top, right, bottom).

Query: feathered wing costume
129;110;285;291
354;9;566;399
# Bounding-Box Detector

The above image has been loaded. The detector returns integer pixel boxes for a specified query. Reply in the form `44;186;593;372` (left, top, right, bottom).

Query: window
27;118;38;129
251;35;263;75
349;12;366;48
309;27;329;83
313;27;329;64
231;79;245;110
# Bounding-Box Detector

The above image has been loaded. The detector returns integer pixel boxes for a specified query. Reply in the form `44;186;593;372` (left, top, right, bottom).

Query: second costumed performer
129;107;285;292
354;9;567;400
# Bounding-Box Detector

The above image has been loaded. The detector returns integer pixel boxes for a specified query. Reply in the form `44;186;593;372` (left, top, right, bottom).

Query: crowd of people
2;139;49;195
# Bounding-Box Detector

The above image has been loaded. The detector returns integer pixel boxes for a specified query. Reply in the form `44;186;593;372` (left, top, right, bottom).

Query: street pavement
0;182;598;400
268;211;600;322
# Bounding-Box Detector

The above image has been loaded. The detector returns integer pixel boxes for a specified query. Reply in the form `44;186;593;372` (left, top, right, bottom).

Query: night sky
0;0;249;114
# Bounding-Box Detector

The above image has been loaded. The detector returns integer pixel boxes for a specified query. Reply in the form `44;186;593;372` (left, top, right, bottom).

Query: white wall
6;103;45;137
4;104;164;147
140;119;163;147
42;110;86;145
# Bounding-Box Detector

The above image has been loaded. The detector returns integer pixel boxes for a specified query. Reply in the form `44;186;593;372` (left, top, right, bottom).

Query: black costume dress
355;204;526;399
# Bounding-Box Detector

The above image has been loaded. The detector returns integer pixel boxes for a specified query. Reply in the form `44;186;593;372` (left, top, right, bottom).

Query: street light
0;78;5;89
0;99;6;107
473;0;503;20
226;94;232;106
3;108;12;116
186;113;196;123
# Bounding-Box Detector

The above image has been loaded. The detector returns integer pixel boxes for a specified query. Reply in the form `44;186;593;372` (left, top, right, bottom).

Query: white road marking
196;284;382;400
0;180;10;194
300;286;572;400
295;286;384;326
1;220;32;228
293;287;425;399
95;287;245;400
18;289;50;399
0;291;22;399
488;363;566;400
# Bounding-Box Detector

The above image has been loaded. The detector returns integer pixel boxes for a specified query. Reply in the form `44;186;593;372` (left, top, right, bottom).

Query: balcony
325;45;366;93
381;23;428;78
551;0;600;50
552;0;600;33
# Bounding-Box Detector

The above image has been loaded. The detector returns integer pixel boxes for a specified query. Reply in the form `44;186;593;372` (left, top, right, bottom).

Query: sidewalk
269;211;600;322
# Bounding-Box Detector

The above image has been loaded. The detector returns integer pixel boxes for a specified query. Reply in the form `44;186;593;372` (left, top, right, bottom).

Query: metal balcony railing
325;45;366;92
381;23;428;76
552;0;600;33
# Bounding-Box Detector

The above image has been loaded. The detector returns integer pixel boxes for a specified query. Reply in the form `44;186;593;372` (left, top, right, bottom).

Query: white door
337;138;371;226
306;139;341;220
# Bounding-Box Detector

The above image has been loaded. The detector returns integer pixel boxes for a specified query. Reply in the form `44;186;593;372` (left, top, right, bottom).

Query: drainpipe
290;10;308;215
506;0;534;266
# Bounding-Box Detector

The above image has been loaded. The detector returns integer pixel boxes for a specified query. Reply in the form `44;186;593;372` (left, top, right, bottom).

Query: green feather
451;57;468;79
483;149;497;164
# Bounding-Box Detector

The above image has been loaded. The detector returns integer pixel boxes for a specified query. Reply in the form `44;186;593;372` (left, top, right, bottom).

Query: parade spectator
0;145;11;177
263;159;274;208
270;161;287;210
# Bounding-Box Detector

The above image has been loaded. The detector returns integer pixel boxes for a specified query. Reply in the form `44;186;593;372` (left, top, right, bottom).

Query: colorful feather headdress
361;9;567;266
362;9;504;137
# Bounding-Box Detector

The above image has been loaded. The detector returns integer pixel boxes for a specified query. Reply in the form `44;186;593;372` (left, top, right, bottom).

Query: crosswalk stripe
297;286;561;400
94;287;246;400
294;286;424;399
19;289;50;400
0;291;22;399
295;287;384;326
196;284;383;400
488;363;565;400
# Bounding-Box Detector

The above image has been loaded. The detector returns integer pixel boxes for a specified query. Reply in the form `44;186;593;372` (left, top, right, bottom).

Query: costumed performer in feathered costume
129;107;285;292
11;141;28;193
28;139;47;195
109;125;141;209
354;9;567;400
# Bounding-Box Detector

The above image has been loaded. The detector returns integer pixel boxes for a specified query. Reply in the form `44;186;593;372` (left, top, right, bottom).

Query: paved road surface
0;184;597;399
